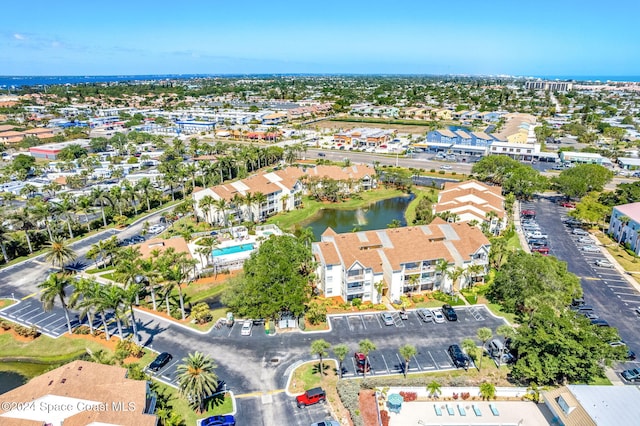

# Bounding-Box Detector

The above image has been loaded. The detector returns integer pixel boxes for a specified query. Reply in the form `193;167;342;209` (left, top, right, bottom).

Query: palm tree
435;259;449;291
496;325;515;367
358;339;376;379
160;250;195;320
197;195;214;224
138;256;161;311
90;187;111;227
617;215;630;244
447;266;465;293
122;283;142;342
0;220;12;263
479;382;496;400
427;380;441;399
53;193;77;239
30;199;54;240
214;198;228;227
333;344;349;379
485;210;499;234
11;210;36;254
310;339;331;378
103;284;126;340
109;185;125;217
45;236;77;271
399;344;417;379
38;273;74;334
70;278;100;335
136;177;154;212
476;327;493;370
253;192;267;222
75;195;94;232
177;352;219;413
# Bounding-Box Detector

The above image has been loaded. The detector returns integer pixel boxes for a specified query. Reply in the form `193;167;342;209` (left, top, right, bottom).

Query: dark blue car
200;415;236;426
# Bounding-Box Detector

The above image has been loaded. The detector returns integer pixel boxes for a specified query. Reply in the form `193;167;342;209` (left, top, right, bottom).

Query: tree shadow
312;362;331;376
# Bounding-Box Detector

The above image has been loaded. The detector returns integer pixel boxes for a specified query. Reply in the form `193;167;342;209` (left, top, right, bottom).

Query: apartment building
525;80;573;92
312;220;490;303
434;180;506;234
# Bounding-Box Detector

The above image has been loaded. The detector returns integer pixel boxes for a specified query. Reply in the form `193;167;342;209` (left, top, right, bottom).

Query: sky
2;0;639;77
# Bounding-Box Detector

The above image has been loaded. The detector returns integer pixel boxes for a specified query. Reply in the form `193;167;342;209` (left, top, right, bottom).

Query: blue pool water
213;243;255;256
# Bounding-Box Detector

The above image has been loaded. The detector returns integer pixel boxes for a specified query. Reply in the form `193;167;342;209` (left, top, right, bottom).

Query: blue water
534;75;640;82
213;243;255;257
0;74;212;88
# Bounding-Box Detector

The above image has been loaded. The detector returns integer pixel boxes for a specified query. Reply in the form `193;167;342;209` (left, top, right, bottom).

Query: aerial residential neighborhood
2;2;640;426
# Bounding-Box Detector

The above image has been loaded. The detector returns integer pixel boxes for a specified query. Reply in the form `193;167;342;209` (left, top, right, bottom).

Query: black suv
149;352;173;372
448;344;470;370
442;304;458;321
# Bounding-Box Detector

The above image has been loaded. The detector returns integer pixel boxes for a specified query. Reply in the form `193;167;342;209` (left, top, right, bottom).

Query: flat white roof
618;157;640;166
568;385;640;426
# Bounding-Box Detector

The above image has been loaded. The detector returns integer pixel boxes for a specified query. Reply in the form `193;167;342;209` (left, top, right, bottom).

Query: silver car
381;312;394;326
581;245;600;253
417;308;433;322
594;259;613;268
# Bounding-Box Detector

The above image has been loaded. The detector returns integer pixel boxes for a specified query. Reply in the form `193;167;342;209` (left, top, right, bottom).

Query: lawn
0;298;17;309
595;232;640;280
0;333;108;362
265;188;405;231
404;187;439;225
155;383;234;425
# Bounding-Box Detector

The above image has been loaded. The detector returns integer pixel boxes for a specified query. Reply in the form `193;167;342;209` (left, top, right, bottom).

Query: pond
303;195;414;241
0;371;27;394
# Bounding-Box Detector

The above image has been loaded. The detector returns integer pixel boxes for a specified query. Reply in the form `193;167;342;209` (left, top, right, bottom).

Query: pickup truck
526;231;548;239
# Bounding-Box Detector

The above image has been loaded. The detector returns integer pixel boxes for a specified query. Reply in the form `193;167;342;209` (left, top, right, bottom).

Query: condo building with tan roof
0;360;157;426
312;219;490;303
192;165;376;225
434;180;506;234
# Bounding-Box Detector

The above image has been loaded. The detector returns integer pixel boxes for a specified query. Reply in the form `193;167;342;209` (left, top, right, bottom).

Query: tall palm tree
253;192;267;222
122;181;139;215
75;195;94;232
399;344;417;379
109;185;125;217
333;344;349;379
243;192;254;222
90;187;111;228
435;259;449;291
136;177;153;212
358;339;376;379
38;273;74;334
214;198;228;227
177;352;218;413
45;236;77;271
103;284;126;340
122;283;142;342
70;278;100;335
198;195;215;224
310;339;331;378
160;251;195;320
29;199;54;240
617;215;630;244
476;327;493;370
138;255;161;311
53;193;77;239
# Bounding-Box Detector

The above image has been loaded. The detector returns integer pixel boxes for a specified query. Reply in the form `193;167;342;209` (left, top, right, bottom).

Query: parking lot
520;196;640;378
328;306;503;377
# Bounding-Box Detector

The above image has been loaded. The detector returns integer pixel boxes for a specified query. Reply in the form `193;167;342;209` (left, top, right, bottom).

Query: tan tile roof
0;131;25;137
437;180;505;220
0;124;15;132
136;236;192;260
542;386;595;426
0;360;157;426
315;223;489;272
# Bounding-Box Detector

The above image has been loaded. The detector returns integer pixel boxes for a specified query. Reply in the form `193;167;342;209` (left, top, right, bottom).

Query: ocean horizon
1;74;639;88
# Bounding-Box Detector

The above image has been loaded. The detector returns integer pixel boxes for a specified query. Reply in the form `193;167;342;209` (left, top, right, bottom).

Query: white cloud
13;33;26;40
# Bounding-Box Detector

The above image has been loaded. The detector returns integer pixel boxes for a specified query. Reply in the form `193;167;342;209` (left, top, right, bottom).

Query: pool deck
389;400;554;425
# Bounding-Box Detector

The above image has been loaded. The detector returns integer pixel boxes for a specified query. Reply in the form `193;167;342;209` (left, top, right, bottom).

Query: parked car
572;228;589;236
354;352;370;373
595;259;613;268
448;344;470;370
241;321;252;336
149;352;172;372
417;308;433;322
399;309;408;320
576;237;592;244
381;312;394;326
317;152;326;157
442;304;458;321
621;368;640;382
440;165;452;170
531;247;549;255
432;309;445;323
487;339;514;364
560;201;576;208
590;319;610;327
199;415;236;426
609;341;637;360
526;231;548;239
581;245;601;253
296;387;326;408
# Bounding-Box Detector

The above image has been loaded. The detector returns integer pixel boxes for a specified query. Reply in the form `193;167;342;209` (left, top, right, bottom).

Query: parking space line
412;354;421;370
380;354;390;373
428;351;438;368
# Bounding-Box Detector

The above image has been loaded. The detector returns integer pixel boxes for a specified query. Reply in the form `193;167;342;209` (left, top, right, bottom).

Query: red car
560;201;576;208
354;352;370;373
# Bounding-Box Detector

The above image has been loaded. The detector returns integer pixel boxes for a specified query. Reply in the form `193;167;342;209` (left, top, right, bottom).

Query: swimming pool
213;243;255;257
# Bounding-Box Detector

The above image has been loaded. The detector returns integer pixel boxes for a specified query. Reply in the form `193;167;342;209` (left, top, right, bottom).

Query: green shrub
438;170;445;174
191;302;213;325
0;319;12;331
306;303;327;325
337;380;363;426
351;298;362;307
116;338;144;358
430;169;436;173
373;304;387;310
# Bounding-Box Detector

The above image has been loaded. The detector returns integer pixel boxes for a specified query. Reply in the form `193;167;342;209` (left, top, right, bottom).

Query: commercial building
425;129;497;155
333;128;394;147
434;180;506;234
0;360;158;426
29;139;91;160
559;151;611;166
312;220;490;303
525;80;574;92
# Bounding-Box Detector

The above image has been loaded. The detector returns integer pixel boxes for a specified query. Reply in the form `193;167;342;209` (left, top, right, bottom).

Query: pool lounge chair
434;405;442;416
458;404;466;416
490;403;500;416
446;404;455;415
472;404;482;416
